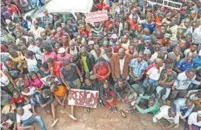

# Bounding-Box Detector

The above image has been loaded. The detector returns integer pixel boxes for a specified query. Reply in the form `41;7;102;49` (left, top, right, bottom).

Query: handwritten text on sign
148;0;182;10
68;89;99;108
85;11;108;23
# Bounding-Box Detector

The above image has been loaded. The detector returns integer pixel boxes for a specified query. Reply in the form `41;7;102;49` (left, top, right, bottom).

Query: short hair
47;58;54;64
186;68;195;74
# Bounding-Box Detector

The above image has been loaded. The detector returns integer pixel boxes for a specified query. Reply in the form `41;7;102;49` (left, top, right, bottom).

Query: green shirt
136;96;160;115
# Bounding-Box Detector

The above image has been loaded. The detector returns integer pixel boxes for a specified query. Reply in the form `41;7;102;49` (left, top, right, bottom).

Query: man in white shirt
16;104;46;130
143;58;165;95
171;69;201;99
186;111;201;130
153;105;179;129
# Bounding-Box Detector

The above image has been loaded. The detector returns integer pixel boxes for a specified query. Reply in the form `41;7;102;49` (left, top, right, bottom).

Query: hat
144;39;151;43
199;50;201;56
144;36;151;41
144;49;151;55
160;47;168;52
5;19;11;24
58;47;65;53
110;34;118;39
168;52;177;60
164;33;171;38
88;41;94;45
69;41;75;46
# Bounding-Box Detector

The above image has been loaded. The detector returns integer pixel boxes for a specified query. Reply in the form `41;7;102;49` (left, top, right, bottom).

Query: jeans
30;93;40;106
156;86;171;100
22;115;46;130
143;78;158;95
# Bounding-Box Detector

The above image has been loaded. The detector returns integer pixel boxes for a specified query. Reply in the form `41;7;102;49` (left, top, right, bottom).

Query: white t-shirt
119;57;125;75
153;105;180;124
16;104;33;123
147;64;164;81
174;72;200;90
188;112;201;127
28;45;42;60
26;58;39;72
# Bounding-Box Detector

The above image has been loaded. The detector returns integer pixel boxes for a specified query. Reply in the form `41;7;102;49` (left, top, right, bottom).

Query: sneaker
120;110;127;118
51;118;59;127
69;114;77;121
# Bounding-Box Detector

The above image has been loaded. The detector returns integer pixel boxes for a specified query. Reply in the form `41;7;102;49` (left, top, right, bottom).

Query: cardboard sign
148;0;182;10
68;89;99;108
85;10;108;23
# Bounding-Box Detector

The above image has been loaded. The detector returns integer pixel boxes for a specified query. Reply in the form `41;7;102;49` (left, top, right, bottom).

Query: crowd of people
1;0;201;129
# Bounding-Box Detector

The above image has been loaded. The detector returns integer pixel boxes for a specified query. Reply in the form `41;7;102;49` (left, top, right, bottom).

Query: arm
17;122;34;130
60;70;70;90
3;71;16;87
45;94;54;106
76;65;83;82
54;95;62;105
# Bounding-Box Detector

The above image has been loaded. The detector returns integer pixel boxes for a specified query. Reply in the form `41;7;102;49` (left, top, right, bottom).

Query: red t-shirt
10;96;25;104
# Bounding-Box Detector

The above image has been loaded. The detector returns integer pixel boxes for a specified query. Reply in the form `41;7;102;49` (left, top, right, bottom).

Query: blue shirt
176;58;195;72
174;98;194;119
141;21;156;34
129;59;148;77
193;56;201;68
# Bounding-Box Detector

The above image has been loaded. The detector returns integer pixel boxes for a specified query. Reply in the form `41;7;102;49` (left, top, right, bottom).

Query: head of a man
185;99;194;109
118;48;125;59
168;107;176;118
185;69;196;80
16;107;24;116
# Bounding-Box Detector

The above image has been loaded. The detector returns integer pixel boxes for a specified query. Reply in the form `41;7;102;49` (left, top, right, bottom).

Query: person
93;60;111;82
42;45;57;63
174;98;195;121
114;78;137;113
110;48;132;82
39;88;59;127
10;91;29;108
176;52;195;72
135;96;160;115
100;80;117;112
143;58;165;95
129;52;148;85
50;82;67;107
185;111;201;130
156;65;177;102
16;104;46;130
57;47;72;62
171;69;201;99
80;47;95;77
153;105;180;129
1;113;17;130
60;61;83;120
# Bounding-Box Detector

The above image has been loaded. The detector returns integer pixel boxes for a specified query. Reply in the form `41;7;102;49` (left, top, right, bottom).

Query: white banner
85;10;108;23
148;0;182;10
68;89;99;108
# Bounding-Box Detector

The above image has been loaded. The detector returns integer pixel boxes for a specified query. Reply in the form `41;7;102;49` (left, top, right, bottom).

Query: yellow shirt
81;56;89;73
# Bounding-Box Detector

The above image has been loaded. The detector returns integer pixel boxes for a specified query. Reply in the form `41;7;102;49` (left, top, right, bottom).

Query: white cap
88;41;94;45
198;111;201;117
58;47;65;53
5;19;11;24
110;34;118;39
199;50;201;56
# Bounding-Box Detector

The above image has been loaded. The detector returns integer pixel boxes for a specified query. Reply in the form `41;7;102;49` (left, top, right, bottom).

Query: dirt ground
35;103;184;130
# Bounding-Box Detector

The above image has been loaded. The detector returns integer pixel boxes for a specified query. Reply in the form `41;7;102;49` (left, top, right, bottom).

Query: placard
68;89;99;108
85;10;108;23
148;0;182;10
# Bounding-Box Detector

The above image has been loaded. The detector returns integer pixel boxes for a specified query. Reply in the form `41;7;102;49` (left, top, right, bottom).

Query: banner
68;89;99;108
148;0;182;10
85;10;108;23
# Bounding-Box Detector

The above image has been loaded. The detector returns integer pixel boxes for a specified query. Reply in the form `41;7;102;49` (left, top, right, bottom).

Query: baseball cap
144;49;151;55
110;34;118;39
58;47;66;53
88;41;95;45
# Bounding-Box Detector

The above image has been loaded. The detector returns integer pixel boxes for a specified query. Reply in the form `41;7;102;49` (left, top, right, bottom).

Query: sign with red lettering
85;10;108;23
68;89;99;108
